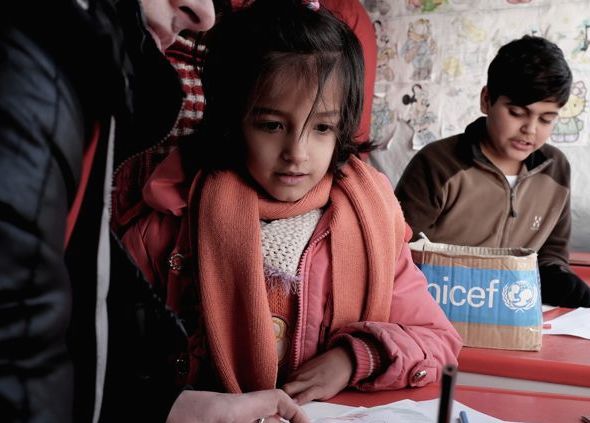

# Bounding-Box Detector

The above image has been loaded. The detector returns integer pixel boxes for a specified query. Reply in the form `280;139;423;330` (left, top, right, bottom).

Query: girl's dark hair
190;0;366;177
487;35;572;107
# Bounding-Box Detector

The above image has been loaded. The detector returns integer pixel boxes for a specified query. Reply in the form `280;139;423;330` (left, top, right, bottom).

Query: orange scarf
193;156;405;392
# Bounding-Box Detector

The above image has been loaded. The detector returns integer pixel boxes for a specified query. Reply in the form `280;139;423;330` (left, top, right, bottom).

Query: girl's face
242;72;340;202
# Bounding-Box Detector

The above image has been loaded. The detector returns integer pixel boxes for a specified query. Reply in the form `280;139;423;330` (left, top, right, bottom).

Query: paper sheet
543;307;590;339
303;399;511;423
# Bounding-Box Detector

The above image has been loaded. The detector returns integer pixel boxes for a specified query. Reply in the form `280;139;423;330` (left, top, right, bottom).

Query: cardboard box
409;238;543;351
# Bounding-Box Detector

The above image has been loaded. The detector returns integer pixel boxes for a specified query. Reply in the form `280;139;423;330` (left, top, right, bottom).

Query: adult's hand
282;346;353;405
166;388;310;423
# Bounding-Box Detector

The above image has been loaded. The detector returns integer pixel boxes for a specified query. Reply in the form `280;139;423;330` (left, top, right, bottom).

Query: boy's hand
282;346;353;405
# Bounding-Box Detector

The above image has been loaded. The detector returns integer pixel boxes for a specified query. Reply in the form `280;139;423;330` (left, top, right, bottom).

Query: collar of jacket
110;0;185;167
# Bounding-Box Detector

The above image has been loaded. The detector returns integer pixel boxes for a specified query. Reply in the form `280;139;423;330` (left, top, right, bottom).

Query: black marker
437;364;457;423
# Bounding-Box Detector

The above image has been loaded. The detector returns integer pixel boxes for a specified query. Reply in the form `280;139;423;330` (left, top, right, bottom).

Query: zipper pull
510;190;517;218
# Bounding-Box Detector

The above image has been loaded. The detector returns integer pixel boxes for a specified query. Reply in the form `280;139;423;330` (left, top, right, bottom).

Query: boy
395;35;590;308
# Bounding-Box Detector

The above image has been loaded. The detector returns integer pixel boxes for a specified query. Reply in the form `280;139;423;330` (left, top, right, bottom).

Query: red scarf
193;156;406;392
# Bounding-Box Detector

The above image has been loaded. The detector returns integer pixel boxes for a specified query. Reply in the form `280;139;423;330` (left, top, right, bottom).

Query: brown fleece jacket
395;117;590;308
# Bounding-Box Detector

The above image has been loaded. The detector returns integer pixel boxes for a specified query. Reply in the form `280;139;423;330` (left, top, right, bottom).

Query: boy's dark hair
486;35;572;107
191;0;366;177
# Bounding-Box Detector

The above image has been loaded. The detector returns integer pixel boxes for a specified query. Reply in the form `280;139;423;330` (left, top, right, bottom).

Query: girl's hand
166;389;310;423
282;346;353;405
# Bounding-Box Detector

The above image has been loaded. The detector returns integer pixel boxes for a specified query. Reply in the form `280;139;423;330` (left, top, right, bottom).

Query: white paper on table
303;399;514;423
542;305;558;312
301;401;358;420
543;307;590;339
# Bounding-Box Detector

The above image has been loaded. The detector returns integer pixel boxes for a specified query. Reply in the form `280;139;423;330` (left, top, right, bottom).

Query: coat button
168;253;185;271
176;355;189;377
412;369;427;383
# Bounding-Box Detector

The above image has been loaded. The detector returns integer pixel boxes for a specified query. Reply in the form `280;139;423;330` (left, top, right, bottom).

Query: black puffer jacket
0;1;186;422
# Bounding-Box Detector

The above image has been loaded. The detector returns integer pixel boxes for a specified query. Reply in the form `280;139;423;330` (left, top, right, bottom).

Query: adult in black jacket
0;1;308;422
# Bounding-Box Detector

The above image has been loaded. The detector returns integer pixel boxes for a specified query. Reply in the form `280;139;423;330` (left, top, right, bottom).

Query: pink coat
120;157;462;391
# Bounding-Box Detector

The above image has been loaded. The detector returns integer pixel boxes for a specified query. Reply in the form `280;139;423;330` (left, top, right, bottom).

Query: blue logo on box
420;264;541;326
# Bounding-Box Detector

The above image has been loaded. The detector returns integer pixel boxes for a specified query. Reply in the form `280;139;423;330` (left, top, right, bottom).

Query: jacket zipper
497;164;552;247
289;229;330;373
499;183;517;247
112;108;183;178
474;157;552;247
509;189;517;218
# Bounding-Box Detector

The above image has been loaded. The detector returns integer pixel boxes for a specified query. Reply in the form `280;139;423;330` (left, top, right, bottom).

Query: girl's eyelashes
254;120;285;132
315;123;336;134
252;120;337;135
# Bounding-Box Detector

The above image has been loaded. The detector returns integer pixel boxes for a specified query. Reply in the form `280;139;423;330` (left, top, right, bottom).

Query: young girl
119;0;461;404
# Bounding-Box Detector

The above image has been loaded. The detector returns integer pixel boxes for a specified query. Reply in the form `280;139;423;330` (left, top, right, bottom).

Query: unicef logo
502;280;538;311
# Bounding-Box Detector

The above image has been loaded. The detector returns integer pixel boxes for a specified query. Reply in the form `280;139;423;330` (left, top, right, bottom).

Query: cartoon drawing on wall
374;19;396;85
582;23;590;51
446;0;473;8
406;0;446;13
572;22;590;63
455;16;486;43
401;18;437;81
441;16;487;83
551;80;587;144
402;84;438;149
363;0;391;15
371;94;396;143
442;56;463;80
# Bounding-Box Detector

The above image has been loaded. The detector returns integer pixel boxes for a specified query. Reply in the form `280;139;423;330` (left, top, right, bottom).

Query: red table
457;308;590;396
570;252;590;266
329;384;590;422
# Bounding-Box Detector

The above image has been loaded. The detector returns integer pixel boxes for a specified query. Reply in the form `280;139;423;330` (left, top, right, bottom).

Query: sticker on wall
401;18;437;81
371;93;397;143
406;0;447;13
572;21;590;64
402;83;439;149
363;0;392;16
551;80;588;145
374;19;397;90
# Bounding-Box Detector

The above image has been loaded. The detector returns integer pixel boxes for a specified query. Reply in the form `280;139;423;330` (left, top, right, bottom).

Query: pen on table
458;410;469;423
437;364;457;423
